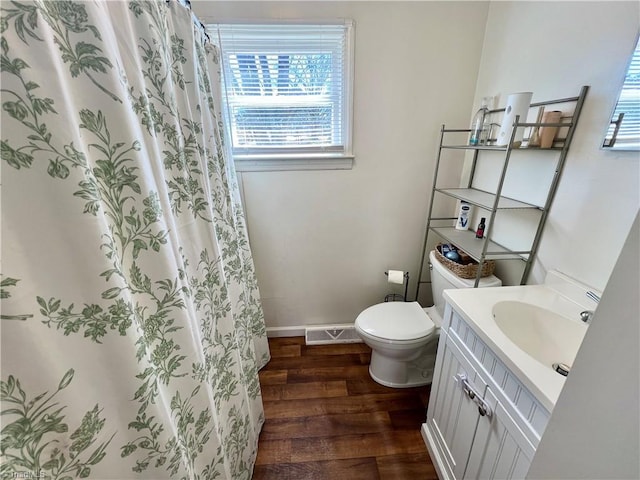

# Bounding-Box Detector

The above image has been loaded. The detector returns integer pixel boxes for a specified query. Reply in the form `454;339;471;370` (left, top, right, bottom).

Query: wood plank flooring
254;337;438;479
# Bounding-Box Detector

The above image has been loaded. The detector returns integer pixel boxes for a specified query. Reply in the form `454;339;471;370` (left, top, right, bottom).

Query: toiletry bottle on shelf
469;97;490;146
475;217;486;238
455;202;473;230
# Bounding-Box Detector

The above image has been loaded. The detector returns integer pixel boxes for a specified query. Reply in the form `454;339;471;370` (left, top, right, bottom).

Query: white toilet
355;250;502;388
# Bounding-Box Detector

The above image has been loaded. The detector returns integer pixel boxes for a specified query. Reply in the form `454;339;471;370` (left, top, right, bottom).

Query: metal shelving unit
416;86;589;297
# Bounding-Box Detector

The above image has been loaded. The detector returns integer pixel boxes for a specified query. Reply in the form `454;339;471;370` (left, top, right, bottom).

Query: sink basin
492;301;588;370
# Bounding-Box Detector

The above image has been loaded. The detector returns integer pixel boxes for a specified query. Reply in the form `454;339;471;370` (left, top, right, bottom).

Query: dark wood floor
253;336;438;480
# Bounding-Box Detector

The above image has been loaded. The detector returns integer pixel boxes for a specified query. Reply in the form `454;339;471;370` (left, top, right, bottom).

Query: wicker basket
434;244;495;280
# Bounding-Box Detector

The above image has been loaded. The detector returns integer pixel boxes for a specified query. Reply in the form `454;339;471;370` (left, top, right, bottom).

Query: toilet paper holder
384;271;410;302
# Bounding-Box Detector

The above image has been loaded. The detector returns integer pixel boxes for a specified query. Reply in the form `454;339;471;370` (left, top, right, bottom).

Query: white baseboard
266;326;306;338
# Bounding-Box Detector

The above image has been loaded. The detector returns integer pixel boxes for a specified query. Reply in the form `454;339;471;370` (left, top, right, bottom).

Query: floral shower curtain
1;1;270;478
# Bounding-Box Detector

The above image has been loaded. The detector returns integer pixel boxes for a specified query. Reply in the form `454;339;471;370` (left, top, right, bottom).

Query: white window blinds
605;37;640;149
211;23;353;159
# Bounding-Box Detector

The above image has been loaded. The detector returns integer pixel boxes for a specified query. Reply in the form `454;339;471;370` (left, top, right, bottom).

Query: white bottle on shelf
455;202;473;230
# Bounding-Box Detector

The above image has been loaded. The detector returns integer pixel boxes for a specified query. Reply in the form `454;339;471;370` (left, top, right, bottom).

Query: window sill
233;154;354;172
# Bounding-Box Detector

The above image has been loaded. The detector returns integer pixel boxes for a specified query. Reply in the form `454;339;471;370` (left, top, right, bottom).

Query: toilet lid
356;301;435;341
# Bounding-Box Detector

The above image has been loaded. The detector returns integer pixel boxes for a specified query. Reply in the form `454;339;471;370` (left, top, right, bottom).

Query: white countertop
443;272;600;412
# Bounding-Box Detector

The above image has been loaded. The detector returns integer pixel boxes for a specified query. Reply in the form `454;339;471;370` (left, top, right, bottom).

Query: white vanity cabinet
423;303;547;480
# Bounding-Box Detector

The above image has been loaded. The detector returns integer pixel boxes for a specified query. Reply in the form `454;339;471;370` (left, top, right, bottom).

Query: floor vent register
304;325;363;345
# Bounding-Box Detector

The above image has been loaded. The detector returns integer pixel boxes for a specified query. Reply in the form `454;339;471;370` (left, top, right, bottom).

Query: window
604;35;640;150
210;22;354;170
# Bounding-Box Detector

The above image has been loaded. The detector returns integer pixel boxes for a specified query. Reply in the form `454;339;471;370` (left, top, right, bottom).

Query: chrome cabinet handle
455;373;492;419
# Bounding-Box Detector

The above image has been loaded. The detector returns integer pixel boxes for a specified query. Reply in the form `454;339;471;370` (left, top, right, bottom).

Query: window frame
208;20;355;171
603;33;640;151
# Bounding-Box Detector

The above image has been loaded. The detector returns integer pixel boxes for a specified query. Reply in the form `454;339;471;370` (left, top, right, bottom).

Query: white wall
527;212;640;480
194;1;490;330
471;1;640;290
195;0;639;331
466;4;640;477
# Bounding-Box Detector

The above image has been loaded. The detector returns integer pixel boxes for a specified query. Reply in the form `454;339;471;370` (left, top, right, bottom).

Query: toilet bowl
355;250;502;388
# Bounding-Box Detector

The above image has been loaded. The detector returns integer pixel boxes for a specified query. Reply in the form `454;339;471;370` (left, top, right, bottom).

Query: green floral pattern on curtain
0;1;270;478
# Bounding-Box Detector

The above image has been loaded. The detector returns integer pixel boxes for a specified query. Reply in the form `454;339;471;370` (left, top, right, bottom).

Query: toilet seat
356;301;435;341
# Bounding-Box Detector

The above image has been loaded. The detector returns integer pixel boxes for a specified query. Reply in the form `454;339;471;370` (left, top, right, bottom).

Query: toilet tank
429;250;502;319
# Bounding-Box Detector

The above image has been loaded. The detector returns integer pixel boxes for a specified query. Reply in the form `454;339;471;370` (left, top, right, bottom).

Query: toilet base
369;350;435;388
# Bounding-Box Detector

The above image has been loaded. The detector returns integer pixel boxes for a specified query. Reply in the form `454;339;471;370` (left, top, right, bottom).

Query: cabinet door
464;388;536;480
426;336;487;480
